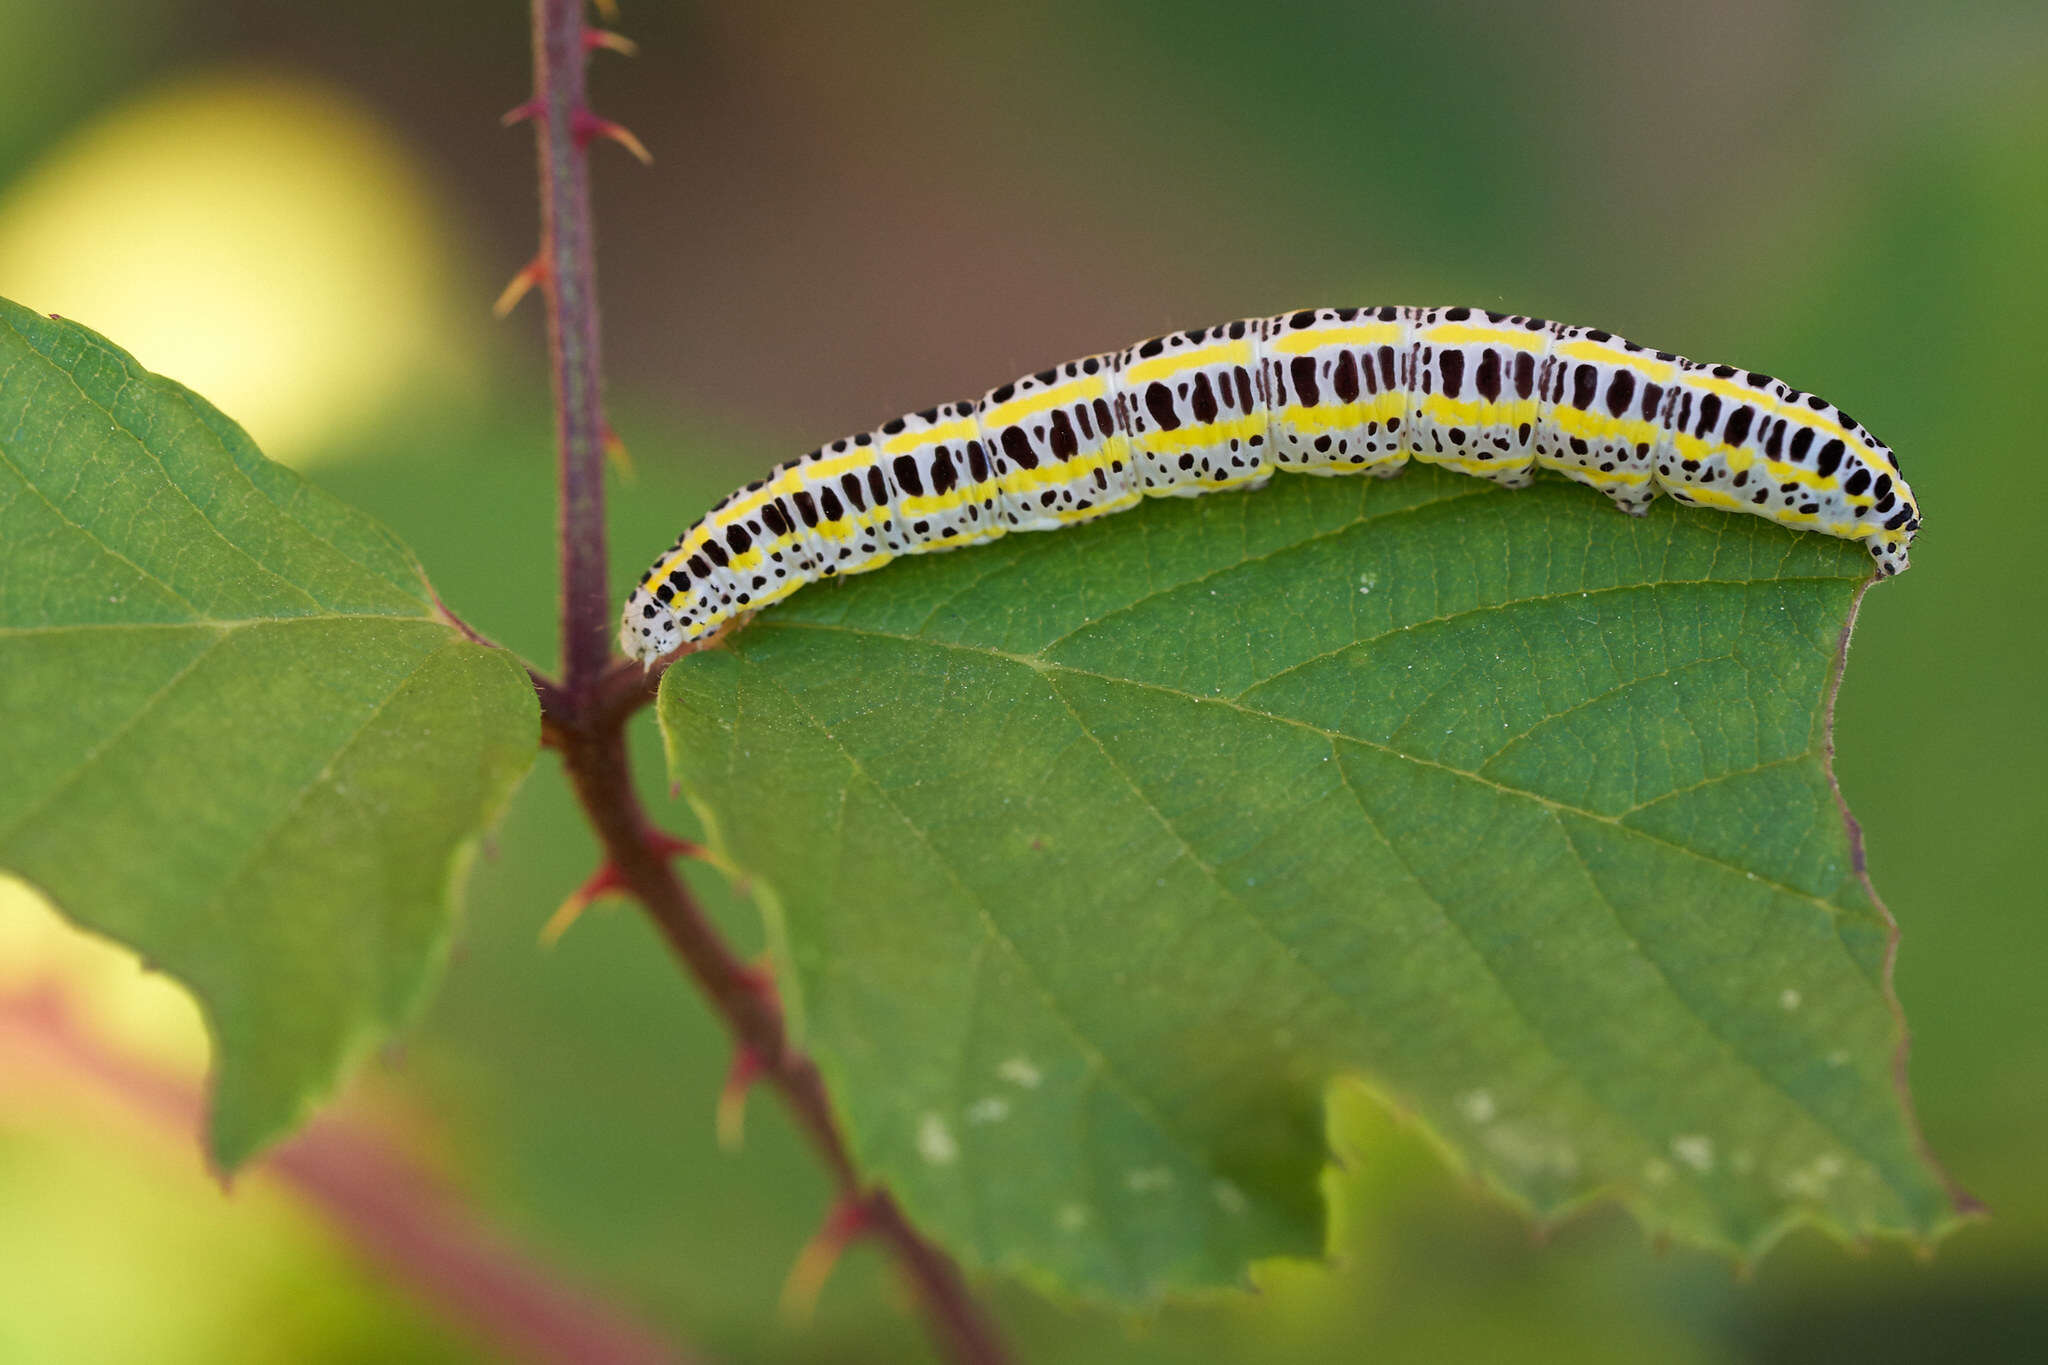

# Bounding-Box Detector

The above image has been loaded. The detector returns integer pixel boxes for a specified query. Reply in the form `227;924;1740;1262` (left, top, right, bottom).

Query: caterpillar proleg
623;306;1917;662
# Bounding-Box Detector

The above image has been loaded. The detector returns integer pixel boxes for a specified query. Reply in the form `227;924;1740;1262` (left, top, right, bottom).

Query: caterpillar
622;305;1917;662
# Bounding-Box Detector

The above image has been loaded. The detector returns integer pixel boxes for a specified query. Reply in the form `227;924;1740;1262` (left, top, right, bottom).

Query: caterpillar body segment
1121;321;1272;498
1407;306;1547;489
976;358;1132;530
624;306;1918;661
1265;306;1413;477
868;401;999;554
1533;321;1673;515
791;436;896;581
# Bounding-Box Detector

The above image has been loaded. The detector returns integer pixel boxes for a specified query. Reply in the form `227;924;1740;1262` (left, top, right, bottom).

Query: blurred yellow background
1;2;2042;1362
0;72;470;464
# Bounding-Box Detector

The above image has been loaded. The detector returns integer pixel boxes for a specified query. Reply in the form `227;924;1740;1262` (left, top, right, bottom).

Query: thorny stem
519;3;1012;1362
533;0;612;699
551;722;1011;1364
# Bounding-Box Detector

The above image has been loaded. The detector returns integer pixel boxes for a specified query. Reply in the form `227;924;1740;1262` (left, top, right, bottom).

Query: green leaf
658;467;1970;1300
0;298;538;1171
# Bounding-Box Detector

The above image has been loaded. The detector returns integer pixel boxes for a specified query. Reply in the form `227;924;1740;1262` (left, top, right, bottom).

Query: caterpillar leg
1604;483;1660;516
1467;466;1536;490
1409;446;1540;489
1289;456;1408;481
1537;461;1658;515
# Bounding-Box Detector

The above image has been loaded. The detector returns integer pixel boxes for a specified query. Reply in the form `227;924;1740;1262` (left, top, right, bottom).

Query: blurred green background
1;1;2043;1361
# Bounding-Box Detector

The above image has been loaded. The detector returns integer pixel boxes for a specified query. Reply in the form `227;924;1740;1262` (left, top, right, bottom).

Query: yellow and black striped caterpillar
623;306;1917;661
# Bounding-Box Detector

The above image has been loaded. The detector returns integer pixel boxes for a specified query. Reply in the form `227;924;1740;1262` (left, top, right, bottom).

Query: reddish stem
1;988;690;1365
518;3;1012;1361
529;0;612;699
548;716;1010;1363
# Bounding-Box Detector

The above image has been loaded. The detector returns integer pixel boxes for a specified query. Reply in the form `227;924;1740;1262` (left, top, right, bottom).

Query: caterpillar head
1866;533;1912;578
1844;423;1917;578
622;581;686;663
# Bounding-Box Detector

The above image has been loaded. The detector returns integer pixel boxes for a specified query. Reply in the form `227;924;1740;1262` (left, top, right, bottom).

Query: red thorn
645;828;701;862
781;1197;875;1321
572;112;653;164
716;1045;765;1152
500;99;543;128
584;28;639;57
540;834;699;944
540;861;629;946
492;256;548;319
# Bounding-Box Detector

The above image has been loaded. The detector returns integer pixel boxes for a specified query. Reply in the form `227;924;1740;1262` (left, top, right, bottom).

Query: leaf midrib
0;612;437;636
758;612;1868;924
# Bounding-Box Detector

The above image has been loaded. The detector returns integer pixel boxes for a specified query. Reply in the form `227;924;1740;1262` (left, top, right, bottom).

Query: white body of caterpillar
624;305;1916;661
